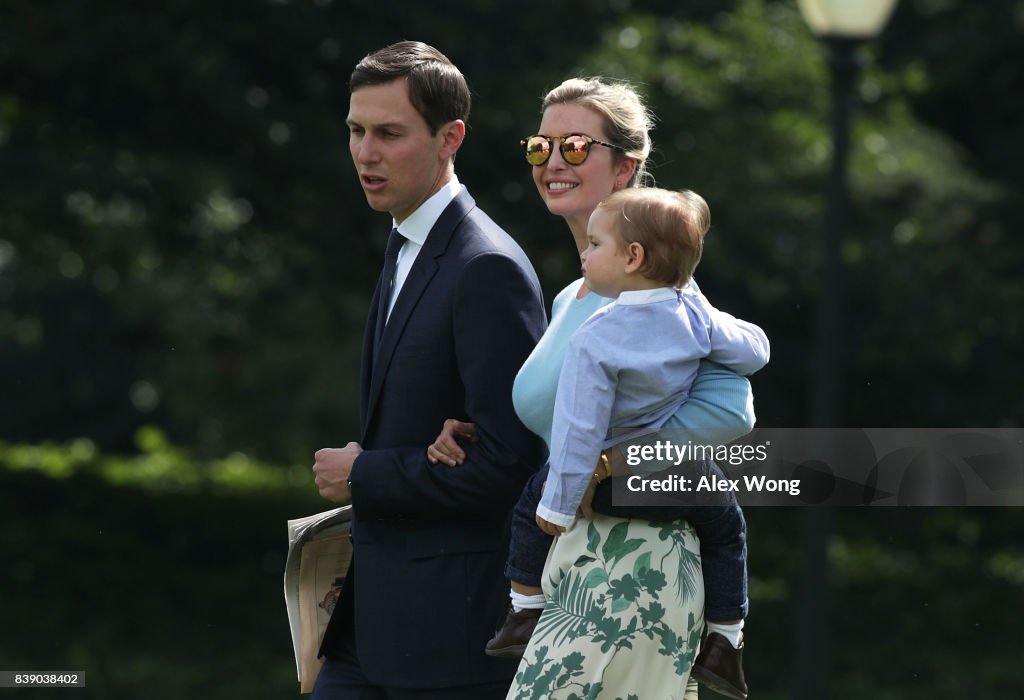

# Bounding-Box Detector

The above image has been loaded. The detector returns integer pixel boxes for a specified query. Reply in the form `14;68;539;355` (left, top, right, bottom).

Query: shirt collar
393;176;463;246
615;287;679;306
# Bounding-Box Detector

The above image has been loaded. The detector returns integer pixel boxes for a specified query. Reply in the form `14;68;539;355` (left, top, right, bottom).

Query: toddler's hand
536;514;566;537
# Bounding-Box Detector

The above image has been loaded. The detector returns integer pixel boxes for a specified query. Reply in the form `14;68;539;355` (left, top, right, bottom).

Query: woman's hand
426;419;478;466
577;473;601;520
578;449;621;519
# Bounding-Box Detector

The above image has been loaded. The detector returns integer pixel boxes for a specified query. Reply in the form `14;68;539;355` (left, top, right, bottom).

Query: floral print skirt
506;515;704;700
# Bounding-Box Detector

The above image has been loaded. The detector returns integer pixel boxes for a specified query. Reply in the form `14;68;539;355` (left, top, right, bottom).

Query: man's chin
362;194;392;214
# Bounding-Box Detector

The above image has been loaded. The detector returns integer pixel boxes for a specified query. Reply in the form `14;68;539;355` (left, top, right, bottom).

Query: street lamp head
797;0;899;39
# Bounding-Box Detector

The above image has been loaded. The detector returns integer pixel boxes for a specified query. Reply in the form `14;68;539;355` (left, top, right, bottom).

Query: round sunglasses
520;133;625;166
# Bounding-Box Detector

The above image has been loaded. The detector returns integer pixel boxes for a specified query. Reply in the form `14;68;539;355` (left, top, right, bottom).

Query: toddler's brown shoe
483;607;542;658
691;631;748;699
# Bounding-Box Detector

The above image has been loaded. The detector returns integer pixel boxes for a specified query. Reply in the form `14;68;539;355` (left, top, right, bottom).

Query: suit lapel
361;190;476;441
358;277;384;438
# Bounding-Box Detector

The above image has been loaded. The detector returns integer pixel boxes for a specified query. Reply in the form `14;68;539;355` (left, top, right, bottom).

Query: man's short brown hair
349;41;471;135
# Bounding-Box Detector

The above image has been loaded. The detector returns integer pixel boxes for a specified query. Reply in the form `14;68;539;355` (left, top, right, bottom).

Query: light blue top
533;285;769;526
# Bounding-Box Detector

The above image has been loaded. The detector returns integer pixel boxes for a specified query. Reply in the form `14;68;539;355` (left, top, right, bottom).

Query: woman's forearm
666;360;755;441
607;361;755;477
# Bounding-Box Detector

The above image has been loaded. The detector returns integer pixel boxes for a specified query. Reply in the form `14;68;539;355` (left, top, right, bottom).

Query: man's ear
439;119;466;161
624;241;646;273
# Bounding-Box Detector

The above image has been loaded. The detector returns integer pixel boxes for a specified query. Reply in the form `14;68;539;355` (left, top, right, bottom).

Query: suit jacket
319;189;548;688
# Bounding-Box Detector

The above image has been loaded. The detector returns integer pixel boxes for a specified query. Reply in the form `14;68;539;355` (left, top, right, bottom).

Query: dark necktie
375;228;404;342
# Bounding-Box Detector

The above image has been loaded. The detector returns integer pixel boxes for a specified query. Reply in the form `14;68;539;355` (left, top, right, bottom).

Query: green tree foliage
580;0;1021;426
1;1;1020;462
0;0;631;461
1;6;1023;695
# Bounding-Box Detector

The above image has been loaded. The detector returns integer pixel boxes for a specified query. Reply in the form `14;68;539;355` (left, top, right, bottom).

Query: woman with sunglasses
428;78;755;699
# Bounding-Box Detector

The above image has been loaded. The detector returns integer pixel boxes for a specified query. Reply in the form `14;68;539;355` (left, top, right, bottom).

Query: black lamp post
794;3;898;699
799;0;899;427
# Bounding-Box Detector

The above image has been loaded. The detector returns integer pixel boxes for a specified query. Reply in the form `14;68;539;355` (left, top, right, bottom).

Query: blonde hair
597;188;710;287
542;77;653;187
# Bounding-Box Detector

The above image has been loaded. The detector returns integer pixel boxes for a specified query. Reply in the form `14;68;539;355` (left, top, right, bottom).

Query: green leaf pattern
507;516;704;700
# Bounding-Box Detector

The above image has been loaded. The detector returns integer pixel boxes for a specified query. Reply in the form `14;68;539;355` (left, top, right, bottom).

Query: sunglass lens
561;135;590;165
525;136;550;165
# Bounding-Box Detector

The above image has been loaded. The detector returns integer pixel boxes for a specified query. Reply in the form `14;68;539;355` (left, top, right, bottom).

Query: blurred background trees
1;1;1021;698
3;0;1020;462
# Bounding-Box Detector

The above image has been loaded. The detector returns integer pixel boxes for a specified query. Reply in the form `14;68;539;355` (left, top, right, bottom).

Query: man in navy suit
310;41;548;699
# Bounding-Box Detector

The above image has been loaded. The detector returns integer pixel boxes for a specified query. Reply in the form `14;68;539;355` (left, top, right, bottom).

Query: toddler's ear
625;241;646;272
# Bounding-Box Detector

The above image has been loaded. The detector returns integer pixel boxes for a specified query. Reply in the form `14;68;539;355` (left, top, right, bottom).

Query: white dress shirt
384;176;463;322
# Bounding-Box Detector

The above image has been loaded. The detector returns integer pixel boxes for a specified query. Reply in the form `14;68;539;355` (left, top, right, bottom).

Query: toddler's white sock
707;620;744;649
510;590;546;612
